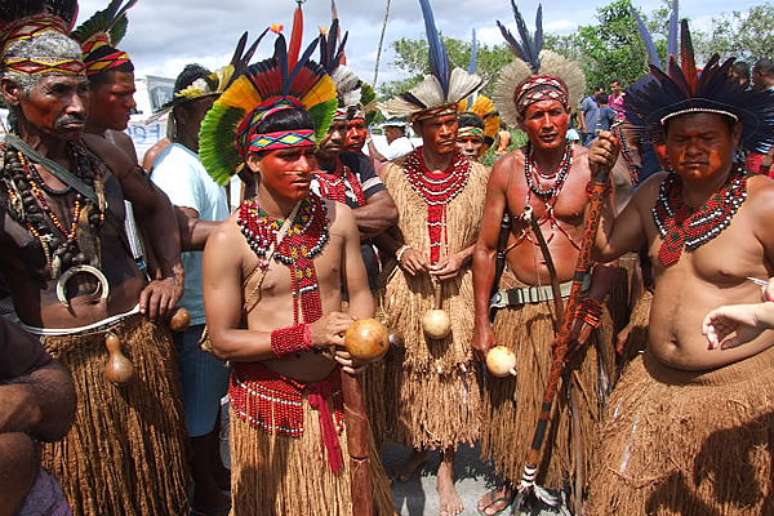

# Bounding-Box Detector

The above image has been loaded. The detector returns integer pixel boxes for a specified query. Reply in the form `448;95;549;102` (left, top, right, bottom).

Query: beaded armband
578;297;603;329
271;323;313;357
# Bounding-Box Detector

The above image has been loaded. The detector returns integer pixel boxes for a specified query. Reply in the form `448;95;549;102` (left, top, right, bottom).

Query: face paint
88;71;136;131
664;113;740;182
456;135;484;159
519;99;569;152
18;75;90;140
346;118;368;150
256;146;318;202
418;113;459;155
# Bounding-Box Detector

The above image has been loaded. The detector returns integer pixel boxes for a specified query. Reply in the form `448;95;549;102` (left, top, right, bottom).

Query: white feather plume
332;65;363;108
382;68;484;119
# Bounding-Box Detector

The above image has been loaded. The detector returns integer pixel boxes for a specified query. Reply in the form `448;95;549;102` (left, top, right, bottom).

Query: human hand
588;130;620;177
334;349;368;375
765;278;774;302
310;312;354;348
615;324;632;357
140;276;183;321
429;253;465;281
399;248;429;276
702;303;767;350
471;323;495;362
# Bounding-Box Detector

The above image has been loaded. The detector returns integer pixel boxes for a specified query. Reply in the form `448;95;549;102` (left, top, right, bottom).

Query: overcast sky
74;0;762;86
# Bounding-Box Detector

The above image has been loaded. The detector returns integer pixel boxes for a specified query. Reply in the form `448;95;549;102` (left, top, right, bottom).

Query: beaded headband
458;126;484;140
412;103;459;123
516;75;569;115
660;107;739;125
247;129;316;153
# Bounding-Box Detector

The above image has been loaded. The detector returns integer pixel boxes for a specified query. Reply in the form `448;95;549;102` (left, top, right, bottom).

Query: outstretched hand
703;279;774;350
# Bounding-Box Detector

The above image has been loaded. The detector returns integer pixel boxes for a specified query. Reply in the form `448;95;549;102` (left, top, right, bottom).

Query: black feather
286;37;320;95
497;1;543;73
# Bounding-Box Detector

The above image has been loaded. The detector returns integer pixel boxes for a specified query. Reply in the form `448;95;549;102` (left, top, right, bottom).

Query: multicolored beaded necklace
403;148;471;263
238;195;330;324
315;160;366;207
1;143;106;279
652;164;748;267
515;142;580;250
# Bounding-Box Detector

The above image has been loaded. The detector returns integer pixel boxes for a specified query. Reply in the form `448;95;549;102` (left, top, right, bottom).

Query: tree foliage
693;3;774;62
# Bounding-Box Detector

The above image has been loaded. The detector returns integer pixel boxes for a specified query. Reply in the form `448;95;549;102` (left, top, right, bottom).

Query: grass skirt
588;347;774;515
230;389;396;515
481;290;612;492
40;315;189;516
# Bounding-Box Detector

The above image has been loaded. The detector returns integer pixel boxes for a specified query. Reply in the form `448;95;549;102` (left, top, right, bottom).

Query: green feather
360;83;376;107
199;104;246;186
309;98;338;143
109;15;128;46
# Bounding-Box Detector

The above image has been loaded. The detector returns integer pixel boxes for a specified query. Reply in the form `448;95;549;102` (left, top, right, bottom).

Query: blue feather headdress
492;1;585;126
381;0;484;121
626;16;774;153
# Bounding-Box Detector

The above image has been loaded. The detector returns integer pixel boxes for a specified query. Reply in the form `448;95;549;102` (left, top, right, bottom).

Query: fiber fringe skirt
588;347;774;515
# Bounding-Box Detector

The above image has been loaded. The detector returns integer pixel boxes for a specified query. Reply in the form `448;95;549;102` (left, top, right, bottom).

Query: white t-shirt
151;143;229;325
382;136;415;161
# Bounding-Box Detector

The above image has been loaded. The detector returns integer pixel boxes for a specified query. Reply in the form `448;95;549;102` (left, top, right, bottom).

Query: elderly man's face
2;74;90;141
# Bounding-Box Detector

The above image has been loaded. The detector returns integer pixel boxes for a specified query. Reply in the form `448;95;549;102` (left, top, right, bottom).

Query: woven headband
412;103;459;122
247;129;316;153
2;15;85;76
516;75;569;115
458;126;484;141
85;50;131;77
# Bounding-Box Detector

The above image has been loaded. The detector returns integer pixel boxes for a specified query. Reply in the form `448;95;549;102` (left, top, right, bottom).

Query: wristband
271;323;313;357
395;245;411;263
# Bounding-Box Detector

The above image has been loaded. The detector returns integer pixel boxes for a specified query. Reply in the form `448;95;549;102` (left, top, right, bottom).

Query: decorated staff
199;25;395;516
472;2;618;513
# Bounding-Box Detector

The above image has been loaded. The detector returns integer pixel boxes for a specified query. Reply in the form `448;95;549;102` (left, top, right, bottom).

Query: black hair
458;112;484;130
594;92;608;105
86;45;135;87
484;136;495;147
173;64;212;96
732;61;751;78
754;58;774;76
663;111;737;136
255;107;314;134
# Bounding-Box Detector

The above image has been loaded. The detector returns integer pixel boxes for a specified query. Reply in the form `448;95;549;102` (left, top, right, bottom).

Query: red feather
288;3;304;69
680;19;699;96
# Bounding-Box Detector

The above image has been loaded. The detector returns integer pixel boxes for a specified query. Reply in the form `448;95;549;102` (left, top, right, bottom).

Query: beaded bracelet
271;323;313;357
396;244;411;263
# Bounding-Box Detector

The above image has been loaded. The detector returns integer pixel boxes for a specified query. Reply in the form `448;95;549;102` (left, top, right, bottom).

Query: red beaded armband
271;323;313;357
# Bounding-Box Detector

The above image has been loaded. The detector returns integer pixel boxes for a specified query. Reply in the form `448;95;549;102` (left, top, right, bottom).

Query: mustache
55;114;86;128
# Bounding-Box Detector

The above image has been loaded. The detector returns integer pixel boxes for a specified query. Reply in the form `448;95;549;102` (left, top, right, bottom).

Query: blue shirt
151;144;230;325
581;96;599;134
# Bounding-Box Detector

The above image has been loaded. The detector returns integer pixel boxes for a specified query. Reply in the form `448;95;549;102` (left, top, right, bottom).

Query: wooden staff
340;372;375;516
513;141;617;508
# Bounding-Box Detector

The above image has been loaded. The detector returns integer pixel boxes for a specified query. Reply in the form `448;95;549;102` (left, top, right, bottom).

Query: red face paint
520;99;570;152
664;113;739;182
346;118;368;150
258;146;318;202
88;71;136;131
418;113;459;156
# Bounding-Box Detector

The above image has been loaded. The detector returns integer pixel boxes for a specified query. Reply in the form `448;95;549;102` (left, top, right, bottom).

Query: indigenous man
0;4;189;514
378;1;488;513
456;95;500;162
0;317;75;515
314;20;398;291
199;32;395;516
588;20;774;515
151;62;237;514
472;4;614;513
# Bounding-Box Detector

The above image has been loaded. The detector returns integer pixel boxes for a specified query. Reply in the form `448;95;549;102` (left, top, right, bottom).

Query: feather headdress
381;0;484;121
492;1;585;126
199;31;338;185
458;95;501;142
71;0;136;77
1;0;84;76
625;18;774;153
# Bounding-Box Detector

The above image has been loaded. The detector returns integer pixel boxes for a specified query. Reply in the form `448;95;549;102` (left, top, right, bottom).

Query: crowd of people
1;0;774;515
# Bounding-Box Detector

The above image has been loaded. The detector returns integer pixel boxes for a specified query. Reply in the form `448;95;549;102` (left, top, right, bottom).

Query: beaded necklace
1;142;106;279
403;148;471;263
238;195;330;324
652;164;748;267
524;142;573;199
315;159;366;207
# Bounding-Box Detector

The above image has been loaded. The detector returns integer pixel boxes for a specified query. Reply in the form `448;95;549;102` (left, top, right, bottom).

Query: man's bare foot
395;449;429;482
437;456;463;516
477;486;514;515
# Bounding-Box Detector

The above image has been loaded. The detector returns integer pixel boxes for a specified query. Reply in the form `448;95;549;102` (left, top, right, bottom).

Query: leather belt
490;275;592;309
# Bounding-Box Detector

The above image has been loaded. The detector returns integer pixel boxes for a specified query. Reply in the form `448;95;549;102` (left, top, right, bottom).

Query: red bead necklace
238;195;330;324
403;148;471;263
315;159;367;207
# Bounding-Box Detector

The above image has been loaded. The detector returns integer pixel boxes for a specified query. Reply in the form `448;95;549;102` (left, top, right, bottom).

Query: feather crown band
627;14;774;153
458;95;501;141
1;2;83;77
493;1;585;126
381;0;484;121
72;0;136;76
199;30;338;186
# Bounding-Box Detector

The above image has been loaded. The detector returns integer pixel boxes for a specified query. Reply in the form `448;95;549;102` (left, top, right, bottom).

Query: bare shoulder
632;171;668;207
325;199;357;236
106;130;138;162
205;211;244;257
746;174;774;216
489;149;523;188
81;133;135;177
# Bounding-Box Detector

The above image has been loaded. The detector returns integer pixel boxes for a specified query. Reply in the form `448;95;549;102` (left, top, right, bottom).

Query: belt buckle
490;291;508;309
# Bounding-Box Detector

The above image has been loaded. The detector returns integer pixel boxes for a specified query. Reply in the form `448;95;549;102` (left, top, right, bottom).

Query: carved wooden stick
340;372;375;516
